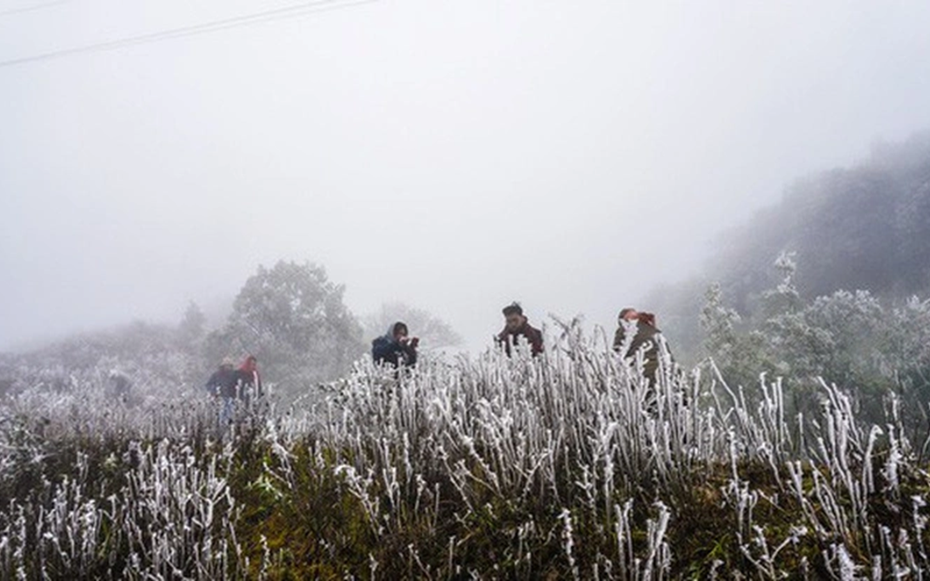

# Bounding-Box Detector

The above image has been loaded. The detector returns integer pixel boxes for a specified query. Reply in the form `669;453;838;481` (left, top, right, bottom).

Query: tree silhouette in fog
205;260;364;397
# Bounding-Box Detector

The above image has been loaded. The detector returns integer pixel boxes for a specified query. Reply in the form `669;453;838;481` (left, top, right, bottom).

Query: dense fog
7;4;930;577
3;0;930;352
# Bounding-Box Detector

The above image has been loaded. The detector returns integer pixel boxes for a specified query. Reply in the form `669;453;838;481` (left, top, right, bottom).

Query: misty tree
700;283;740;360
759;252;802;319
701;252;930;430
758;252;832;379
363;302;463;350
177;301;207;347
174;301;209;387
204;261;365;397
700;282;772;393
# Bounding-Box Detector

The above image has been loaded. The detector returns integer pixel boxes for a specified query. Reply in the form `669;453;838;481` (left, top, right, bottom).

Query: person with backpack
372;322;419;368
205;358;238;398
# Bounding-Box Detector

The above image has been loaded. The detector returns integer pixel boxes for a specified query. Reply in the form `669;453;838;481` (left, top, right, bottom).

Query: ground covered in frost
1;329;929;579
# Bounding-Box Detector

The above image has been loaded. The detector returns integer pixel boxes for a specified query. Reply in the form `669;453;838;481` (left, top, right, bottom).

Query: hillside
649;131;930;359
1;326;928;578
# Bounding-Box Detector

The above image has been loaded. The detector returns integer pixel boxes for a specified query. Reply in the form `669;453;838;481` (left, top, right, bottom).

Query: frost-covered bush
703;253;930;431
0;442;242;580
307;329;930;578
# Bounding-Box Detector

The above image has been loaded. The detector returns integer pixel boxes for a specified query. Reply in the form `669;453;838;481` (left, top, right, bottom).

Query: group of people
204;302;667;424
369;302;546;368
204;355;263;428
371;302;668;383
205;355;263;398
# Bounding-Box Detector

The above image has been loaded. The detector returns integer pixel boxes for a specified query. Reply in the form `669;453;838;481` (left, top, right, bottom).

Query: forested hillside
718;131;930;308
651;131;930;359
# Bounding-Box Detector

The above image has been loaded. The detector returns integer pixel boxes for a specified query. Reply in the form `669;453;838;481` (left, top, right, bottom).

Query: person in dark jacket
497;302;544;356
372;322;419;368
205;358;238;398
206;358;239;429
613;309;665;385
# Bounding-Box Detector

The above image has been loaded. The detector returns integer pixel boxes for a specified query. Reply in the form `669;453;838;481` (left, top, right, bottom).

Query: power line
0;0;377;69
0;1;74;17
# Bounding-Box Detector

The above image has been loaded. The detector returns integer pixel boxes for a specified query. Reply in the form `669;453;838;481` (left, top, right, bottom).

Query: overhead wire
0;1;74;17
0;0;377;69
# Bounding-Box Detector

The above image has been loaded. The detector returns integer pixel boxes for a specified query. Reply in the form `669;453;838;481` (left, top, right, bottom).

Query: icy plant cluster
318;325;930;578
1;320;929;578
0;375;253;579
701;254;930;431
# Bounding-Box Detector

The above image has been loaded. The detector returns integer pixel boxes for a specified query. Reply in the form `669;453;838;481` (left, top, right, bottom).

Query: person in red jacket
497;302;544;356
235;355;262;402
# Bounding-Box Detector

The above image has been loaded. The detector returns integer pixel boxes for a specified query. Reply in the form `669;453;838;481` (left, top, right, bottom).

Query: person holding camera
372;321;419;368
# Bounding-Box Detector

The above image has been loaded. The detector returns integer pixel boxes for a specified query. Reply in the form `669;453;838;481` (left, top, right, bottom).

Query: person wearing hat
497;302;544;356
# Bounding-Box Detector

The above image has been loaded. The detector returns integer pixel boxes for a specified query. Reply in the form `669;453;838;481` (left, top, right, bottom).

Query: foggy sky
3;0;930;352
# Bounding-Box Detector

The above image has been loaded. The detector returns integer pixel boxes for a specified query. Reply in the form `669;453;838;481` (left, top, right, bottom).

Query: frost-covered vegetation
701;253;930;436
2;320;930;579
651;131;930;365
